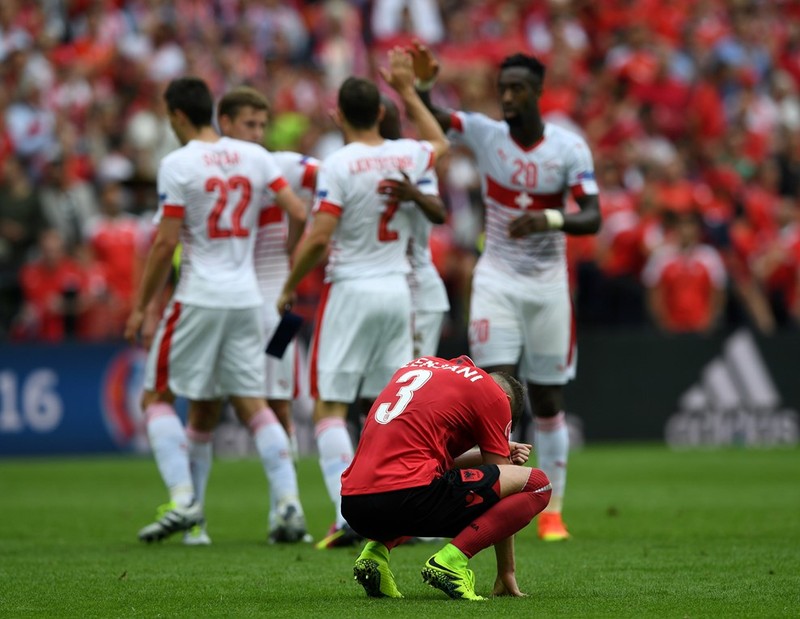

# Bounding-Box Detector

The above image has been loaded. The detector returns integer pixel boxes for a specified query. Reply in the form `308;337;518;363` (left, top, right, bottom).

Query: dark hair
500;53;546;85
218;86;269;122
164;77;214;128
338;77;381;130
490;371;526;431
378;94;401;140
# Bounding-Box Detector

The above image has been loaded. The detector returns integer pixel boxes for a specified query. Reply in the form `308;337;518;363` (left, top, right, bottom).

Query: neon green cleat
421;544;486;601
353;541;403;598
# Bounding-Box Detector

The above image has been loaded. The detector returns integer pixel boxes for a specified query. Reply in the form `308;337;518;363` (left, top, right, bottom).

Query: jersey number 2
374;369;432;424
206;175;253;239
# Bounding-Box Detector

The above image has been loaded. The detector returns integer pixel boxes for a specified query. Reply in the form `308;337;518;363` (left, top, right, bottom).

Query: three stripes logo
665;330;799;447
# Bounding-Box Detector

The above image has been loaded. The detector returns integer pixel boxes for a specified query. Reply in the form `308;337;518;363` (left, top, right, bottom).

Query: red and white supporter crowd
1;0;799;341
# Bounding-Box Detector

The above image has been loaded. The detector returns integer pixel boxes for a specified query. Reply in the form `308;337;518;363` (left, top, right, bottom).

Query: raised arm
409;40;453;133
380;47;449;161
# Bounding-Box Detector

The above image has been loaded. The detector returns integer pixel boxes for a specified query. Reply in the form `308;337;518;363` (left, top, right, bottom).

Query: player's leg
264;337;299;456
230;393;307;543
137;302;214;542
520;286;575;541
423;466;551;600
313;399;364;548
309;280;371;547
221;306;308;543
183;399;223;545
467;270;523;374
413;309;446;358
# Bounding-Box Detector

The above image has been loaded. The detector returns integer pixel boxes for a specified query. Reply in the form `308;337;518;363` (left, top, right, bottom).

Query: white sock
186;426;213;510
249;408;301;512
145;403;194;508
315;417;353;528
535;411;568;513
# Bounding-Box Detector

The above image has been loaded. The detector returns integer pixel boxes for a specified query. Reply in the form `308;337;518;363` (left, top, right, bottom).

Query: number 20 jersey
156;137;288;308
450;112;599;287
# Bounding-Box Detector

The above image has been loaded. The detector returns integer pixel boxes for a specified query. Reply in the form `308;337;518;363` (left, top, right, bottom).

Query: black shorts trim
341;465;501;542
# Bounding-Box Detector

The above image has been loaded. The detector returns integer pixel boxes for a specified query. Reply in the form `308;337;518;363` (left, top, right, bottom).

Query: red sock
384;536;414;550
452;469;551;558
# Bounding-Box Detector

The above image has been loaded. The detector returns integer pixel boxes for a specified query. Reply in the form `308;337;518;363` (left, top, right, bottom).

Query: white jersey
314;138;435;282
254;151;319;302
405;167;449;313
156;137;288;308
449;112;598;287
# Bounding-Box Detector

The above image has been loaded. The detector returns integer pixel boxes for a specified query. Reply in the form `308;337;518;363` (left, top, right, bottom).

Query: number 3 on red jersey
206;175;253;239
374;369;433;424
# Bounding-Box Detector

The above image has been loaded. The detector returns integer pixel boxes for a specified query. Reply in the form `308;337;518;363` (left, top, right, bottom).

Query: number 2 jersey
449;112;599;288
314;138;435;282
341;355;512;495
156;137;288;309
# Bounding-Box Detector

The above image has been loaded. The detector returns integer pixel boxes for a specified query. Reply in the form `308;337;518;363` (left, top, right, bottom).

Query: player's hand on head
409;39;440;81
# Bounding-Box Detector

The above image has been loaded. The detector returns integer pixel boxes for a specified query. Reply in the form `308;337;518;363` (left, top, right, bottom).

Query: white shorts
145;301;266;399
310;275;413;402
468;270;576;385
413;309;445;358
262;304;297;401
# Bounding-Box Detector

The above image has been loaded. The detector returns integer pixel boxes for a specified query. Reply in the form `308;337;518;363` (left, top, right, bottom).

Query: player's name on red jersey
348;155;414;175
403;357;485;382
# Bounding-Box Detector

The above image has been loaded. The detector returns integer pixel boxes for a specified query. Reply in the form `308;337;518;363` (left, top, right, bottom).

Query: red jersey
341;356;512;496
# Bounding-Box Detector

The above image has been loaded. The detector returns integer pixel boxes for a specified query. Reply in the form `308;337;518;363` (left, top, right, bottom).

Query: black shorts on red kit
341;464;502;542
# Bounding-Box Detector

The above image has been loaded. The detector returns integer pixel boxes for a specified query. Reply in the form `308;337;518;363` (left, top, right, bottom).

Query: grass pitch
1;445;798;618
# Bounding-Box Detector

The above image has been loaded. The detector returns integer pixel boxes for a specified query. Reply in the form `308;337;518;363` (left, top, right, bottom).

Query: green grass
1;446;799;618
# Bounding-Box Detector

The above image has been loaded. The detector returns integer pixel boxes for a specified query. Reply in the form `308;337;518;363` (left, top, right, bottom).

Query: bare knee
528;383;563;418
140;389;174;411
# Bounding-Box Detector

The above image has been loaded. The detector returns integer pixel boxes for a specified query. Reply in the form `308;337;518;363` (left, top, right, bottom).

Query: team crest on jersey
497;148;508;161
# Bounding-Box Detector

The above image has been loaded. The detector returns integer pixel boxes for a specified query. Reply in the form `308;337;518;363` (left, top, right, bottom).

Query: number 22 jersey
156;137;288;308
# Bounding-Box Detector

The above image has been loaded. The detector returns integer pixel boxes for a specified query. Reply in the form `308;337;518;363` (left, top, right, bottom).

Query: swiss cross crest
514;192;533;209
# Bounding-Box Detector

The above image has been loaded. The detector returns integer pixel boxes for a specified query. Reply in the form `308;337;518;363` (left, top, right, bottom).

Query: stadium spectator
642;209;727;334
125;77;309;545
15;228;87;341
414;43;601;541
342;356;551;600
0;155;46;332
39;151;99;252
86;180;146;337
0;0;799;347
276;49;449;548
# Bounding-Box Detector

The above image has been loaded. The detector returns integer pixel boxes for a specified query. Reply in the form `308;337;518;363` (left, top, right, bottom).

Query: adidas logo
665;329;799;447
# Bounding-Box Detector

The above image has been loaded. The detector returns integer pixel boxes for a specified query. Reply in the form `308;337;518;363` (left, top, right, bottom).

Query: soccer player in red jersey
341;355;552;601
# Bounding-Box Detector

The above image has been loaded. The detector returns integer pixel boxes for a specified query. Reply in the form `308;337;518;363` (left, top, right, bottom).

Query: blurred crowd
1;0;800;342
